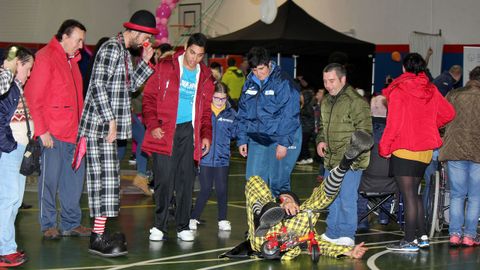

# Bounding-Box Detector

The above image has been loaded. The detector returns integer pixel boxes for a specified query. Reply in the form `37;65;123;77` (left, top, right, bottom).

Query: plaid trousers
246;176;352;261
85;137;120;217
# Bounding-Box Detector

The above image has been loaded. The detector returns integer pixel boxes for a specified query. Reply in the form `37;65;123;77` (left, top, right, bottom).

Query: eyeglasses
213;96;227;102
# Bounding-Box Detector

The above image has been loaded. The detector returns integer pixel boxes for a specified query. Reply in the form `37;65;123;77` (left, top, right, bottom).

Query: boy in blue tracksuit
237;47;301;197
190;82;237;231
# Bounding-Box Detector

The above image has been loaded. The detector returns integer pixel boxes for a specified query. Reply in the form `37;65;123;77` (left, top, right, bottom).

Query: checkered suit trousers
246;175;352;261
85;137;120;217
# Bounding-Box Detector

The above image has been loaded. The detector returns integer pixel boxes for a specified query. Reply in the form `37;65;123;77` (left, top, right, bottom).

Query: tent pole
277;53;281;66
293;54;299;78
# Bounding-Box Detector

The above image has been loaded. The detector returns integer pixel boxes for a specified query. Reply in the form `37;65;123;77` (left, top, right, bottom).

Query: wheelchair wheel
261;241;280;260
427;171;440;239
311;244;320;263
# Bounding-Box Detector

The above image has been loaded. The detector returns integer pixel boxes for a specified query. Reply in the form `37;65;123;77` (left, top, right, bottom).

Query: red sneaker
462;236;480;247
0;252;27;267
449;235;461;247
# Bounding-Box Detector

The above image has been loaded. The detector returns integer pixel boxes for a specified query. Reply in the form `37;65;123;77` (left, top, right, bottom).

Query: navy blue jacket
237;62;300;147
0;82;20;153
200;103;237;167
433;71;461;96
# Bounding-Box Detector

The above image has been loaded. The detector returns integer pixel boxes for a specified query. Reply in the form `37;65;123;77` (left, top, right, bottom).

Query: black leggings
395;176;426;242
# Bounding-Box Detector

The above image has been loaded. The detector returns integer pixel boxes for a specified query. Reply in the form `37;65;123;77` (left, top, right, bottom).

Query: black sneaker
254;202;285;237
344;130;374;160
88;232;128;257
386;240;419;252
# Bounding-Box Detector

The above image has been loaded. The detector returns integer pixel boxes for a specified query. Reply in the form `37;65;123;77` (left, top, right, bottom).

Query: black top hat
123;10;159;35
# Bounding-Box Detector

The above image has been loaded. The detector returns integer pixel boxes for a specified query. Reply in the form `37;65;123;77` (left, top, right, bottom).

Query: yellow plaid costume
246;176;352;261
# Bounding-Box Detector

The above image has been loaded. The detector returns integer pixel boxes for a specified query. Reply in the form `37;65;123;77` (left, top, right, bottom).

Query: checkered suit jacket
78;33;153;140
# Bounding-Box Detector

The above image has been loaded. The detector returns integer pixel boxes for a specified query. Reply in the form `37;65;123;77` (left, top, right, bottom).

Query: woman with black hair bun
379;53;455;252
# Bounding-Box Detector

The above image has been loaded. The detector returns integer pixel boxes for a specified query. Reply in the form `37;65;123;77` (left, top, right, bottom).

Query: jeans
423;149;439;210
448;160;480;238
117;114;148;175
38;136;85;231
0;144;26;255
191;166;229;221
246;128;302;197
324;169;363;240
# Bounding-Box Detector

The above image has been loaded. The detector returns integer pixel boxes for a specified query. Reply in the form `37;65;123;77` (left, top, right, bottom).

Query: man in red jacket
24;19;90;240
142;33;215;242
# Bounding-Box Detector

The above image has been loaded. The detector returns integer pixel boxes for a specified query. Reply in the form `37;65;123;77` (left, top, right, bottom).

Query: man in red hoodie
25;20;90;240
142;33;214;242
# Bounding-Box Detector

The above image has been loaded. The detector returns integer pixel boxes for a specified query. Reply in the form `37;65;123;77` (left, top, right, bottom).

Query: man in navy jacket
237;47;301;197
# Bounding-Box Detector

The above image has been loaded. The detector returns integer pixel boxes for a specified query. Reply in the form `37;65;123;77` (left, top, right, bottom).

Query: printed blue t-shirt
177;66;198;124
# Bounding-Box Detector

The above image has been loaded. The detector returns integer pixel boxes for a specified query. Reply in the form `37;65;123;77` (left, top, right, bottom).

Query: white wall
1;0;479;46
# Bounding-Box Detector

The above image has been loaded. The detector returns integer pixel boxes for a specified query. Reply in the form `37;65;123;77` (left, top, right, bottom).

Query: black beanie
123;10;159;35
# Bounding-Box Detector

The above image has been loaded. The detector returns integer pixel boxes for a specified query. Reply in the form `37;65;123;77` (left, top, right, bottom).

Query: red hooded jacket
379;72;455;157
142;50;214;161
24;37;84;144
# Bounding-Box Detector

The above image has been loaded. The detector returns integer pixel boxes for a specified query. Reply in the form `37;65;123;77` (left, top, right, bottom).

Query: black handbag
19;95;41;176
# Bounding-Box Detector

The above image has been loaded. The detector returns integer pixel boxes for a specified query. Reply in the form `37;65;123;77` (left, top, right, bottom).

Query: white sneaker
296;159;307;165
177;230;195;242
218;220;231;231
189;219;200;230
336;237;355;246
321;234;354;246
305;158;314;164
149;227;164;241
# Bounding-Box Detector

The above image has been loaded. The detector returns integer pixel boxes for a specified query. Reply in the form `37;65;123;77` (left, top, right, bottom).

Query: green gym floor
12;153;480;270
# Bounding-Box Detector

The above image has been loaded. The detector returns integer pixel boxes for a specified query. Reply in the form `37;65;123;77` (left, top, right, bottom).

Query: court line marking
367;239;450;269
106;247;233;270
40;258;229;270
195;258;261;270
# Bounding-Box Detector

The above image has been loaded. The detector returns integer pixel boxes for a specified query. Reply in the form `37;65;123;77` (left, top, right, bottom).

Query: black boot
253;202;285;237
88;232;128;257
339;130;374;170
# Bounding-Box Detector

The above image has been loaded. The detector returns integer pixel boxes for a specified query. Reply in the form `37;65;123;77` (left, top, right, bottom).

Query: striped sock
93;216;107;235
324;166;348;197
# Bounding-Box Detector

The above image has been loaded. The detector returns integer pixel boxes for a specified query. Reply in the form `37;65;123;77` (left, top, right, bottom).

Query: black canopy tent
207;0;375;90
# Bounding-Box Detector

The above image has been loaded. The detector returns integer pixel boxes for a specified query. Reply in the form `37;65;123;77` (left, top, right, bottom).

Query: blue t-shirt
177;66;198;124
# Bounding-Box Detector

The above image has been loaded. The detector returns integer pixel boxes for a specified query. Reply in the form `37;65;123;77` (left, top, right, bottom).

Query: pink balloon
168;3;176;10
165;0;174;4
157;3;171;19
161;0;168;4
155;25;169;39
160;37;169;44
158;18;168;25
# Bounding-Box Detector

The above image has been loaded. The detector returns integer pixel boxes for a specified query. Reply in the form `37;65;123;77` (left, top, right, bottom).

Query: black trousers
152;122;195;233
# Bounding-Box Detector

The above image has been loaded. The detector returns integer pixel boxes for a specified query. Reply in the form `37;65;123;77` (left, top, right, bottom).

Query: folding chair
358;143;400;224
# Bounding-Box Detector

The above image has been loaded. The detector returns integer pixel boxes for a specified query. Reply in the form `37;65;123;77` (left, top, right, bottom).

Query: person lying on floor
232;130;373;261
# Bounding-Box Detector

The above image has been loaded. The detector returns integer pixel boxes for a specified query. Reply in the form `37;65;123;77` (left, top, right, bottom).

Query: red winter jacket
24;37;84;143
379;72;455;157
142;50;214;161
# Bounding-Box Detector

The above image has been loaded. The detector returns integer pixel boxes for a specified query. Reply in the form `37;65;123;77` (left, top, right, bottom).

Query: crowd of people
1;8;480;268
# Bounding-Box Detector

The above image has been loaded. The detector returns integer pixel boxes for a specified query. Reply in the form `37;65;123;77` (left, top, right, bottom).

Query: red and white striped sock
93;216;107;235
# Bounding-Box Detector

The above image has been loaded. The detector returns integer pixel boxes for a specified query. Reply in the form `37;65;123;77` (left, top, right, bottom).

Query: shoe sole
88;249;128;257
386;247;419;252
61;231;91;237
344;130;374;160
0;258;27;267
177;237;194;242
255;207;285;237
43;235;61;240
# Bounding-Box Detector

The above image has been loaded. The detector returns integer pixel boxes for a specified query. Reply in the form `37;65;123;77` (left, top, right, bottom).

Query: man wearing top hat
77;10;157;257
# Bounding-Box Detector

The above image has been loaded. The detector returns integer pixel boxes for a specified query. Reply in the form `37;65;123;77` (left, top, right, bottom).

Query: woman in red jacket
379;53;455;252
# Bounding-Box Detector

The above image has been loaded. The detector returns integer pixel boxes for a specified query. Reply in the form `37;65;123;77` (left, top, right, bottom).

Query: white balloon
260;0;277;24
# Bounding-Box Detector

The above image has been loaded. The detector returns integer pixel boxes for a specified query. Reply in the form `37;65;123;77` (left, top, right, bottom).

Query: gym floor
12;154;479;270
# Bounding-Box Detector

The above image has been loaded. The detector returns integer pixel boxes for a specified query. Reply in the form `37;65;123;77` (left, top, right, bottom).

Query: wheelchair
425;161;450;238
